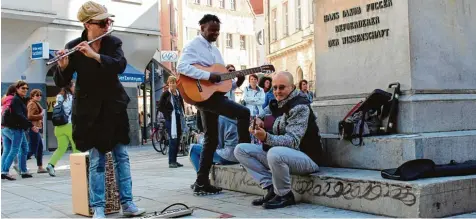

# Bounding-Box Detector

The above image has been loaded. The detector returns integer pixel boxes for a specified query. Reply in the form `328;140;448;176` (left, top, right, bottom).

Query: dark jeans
195;93;251;184
27;130;43;166
165;116;182;164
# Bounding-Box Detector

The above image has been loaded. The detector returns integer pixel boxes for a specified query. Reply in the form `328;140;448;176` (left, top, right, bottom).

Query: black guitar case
381;159;476;181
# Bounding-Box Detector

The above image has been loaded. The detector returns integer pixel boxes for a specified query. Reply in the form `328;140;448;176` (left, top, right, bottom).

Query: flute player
48;1;145;218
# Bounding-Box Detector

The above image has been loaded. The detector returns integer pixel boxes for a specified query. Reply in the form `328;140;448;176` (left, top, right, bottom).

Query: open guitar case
381;159;476;181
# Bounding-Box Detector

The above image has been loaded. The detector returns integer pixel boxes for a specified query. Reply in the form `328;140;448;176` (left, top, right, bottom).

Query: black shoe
176;162;184;167
262;191;296;209
169;163;178;168
193;182;222;196
21;173;33;178
252;185;276;206
1;174;16;181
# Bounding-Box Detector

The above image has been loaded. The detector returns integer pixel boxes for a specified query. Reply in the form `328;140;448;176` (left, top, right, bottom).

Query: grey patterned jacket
260;89;318;150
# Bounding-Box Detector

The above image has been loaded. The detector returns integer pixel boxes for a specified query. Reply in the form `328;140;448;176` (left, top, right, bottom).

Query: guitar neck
220;67;262;81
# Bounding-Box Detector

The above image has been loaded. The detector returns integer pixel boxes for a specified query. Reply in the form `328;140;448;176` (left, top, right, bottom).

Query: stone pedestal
313;0;476;167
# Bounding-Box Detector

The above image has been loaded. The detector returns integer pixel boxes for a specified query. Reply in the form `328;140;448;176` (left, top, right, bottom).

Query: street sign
31;42;49;60
160;51;179;62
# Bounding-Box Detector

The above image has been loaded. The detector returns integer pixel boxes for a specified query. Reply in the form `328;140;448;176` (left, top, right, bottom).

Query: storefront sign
31;42;49;59
119;73;144;82
160;51;179;62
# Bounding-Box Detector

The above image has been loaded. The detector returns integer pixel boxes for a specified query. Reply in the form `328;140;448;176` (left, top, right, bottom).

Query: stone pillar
313;0;476;169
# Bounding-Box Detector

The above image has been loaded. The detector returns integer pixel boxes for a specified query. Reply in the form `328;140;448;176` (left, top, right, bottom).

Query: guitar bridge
196;80;203;92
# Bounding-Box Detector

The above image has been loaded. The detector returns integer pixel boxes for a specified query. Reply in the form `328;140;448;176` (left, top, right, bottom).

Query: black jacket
49;30;130;153
158;90;185;121
1;95;32;130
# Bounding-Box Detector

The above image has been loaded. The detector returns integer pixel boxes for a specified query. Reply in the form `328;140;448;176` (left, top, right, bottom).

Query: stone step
210;165;476;218
321;131;476;170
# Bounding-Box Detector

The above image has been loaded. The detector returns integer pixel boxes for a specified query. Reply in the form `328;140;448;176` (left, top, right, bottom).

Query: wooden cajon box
70;152;121;216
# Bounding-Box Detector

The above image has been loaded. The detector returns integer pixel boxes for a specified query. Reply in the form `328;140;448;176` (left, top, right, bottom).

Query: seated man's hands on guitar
209;73;222;83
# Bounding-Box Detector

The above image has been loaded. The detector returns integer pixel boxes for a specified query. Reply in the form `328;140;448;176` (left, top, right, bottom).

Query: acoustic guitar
177;63;275;105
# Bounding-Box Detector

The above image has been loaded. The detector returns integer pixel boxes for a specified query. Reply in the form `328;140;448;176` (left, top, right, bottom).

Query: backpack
338;83;401;146
1;96;14;126
52;100;70;126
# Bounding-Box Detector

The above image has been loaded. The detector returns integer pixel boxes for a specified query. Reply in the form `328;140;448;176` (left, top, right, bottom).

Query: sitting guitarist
177;14;251;195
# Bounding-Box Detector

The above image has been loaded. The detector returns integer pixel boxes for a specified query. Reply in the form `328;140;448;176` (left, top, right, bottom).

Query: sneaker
46;164;55;177
193;182;222;196
93;207;106;218
122;202;146;217
21;173;33;178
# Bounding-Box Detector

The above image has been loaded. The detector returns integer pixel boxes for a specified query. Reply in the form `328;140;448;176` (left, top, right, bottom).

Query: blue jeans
189;144;237;172
28;130;43;167
1;128;28;174
88;145;133;208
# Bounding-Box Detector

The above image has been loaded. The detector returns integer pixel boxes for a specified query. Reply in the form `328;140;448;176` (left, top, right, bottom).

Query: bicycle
151;120;169;155
177;116;201;157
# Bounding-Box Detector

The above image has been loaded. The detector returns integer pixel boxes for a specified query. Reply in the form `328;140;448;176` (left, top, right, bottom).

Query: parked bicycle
151;120;169;155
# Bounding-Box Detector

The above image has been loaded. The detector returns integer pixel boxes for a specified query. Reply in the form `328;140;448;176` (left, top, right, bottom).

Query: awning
119;64;144;82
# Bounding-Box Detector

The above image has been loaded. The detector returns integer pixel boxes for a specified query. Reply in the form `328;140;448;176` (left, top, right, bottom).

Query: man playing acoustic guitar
177;14;251;195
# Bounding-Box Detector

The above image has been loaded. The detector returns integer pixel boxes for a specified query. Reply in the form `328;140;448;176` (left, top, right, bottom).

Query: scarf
169;88;184;138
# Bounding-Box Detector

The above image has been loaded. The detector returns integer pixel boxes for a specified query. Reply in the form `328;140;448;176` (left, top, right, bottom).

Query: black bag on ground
338;83;401;146
52;101;70;126
381;159;476;181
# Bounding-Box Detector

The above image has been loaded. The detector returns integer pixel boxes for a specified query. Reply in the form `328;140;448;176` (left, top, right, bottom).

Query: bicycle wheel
160;134;168;155
151;130;162;153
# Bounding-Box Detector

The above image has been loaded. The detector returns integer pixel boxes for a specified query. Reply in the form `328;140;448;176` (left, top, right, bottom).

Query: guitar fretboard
221;67;262;81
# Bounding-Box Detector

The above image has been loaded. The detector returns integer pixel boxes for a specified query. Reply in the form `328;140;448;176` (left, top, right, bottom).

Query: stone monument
313;0;476;170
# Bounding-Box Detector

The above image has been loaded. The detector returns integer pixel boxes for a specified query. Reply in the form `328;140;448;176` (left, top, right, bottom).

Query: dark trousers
27;129;43;167
195;93;251;184
165;116;182;164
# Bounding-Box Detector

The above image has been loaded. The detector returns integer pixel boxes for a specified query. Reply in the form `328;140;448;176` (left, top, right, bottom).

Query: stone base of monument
321;131;476;170
210;165;476;218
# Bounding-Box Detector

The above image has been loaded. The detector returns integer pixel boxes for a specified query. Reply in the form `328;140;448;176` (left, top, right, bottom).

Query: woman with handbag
46;82;80;177
158;76;186;168
26;89;47;173
1;80;36;180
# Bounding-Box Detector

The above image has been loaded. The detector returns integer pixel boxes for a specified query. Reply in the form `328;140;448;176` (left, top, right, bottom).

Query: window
240;35;246;50
283;2;288;36
169;3;177;36
296;0;302;30
226;34;233;48
187;28;197;40
206;0;212;6
309;0;315;24
230;0;236;10
196;29;201;36
193;0;200;4
241;65;247;70
272;9;277;41
219;0;225;8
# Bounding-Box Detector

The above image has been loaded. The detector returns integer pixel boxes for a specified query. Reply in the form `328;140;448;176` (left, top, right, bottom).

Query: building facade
179;0;257;102
1;0;161;149
264;0;316;91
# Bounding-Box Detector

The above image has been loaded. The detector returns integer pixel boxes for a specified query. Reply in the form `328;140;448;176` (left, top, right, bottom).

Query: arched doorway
296;67;303;85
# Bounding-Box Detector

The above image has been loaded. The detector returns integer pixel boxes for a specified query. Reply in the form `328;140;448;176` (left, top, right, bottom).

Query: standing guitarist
177;14;251;195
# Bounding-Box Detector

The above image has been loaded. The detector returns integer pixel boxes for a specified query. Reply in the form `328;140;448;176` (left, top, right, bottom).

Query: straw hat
77;1;115;23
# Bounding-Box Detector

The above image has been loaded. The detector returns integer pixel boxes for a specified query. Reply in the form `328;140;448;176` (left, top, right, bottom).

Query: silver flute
46;29;114;65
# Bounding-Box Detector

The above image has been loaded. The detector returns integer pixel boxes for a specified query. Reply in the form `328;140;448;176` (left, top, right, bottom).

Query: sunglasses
35;94;42;97
88;19;113;28
272;85;287;91
228;69;235;72
20;86;29;90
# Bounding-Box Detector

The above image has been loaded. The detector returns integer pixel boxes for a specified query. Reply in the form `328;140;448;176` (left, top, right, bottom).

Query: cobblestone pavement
1;146;476;218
